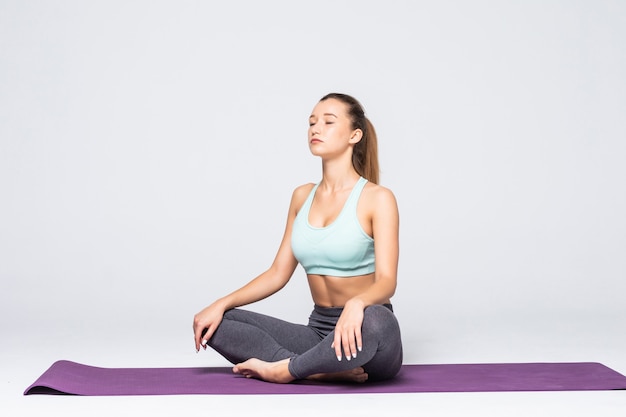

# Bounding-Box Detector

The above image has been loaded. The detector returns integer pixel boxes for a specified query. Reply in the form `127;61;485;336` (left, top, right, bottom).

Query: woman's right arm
192;185;310;352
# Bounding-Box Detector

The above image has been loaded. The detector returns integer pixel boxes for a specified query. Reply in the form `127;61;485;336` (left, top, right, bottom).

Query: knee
362;305;400;337
222;308;239;321
222;308;250;322
363;304;396;323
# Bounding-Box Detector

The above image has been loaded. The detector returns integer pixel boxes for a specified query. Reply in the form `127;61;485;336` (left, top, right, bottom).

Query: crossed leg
222;305;402;384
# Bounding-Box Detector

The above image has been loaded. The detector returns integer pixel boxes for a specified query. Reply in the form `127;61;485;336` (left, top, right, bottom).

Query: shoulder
291;182;316;202
289;182;316;213
363;182;398;208
361;182;399;223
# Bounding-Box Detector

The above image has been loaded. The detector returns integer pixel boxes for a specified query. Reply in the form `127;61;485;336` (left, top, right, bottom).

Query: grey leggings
207;304;403;381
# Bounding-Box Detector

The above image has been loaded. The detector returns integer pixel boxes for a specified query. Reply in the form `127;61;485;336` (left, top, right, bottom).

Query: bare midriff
307;273;389;308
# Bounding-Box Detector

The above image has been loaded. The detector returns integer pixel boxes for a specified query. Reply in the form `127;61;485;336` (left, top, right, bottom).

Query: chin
308;147;324;157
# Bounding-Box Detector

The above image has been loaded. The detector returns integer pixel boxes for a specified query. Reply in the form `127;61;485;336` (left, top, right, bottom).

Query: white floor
2;310;625;417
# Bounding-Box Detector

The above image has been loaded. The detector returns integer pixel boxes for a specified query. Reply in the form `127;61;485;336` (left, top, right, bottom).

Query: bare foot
307;367;369;383
233;358;295;384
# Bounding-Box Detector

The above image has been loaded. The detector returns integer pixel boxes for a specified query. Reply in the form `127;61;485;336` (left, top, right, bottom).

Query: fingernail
346;355;351;361
352;353;357;359
358;346;362;352
337;355;342;361
201;339;207;346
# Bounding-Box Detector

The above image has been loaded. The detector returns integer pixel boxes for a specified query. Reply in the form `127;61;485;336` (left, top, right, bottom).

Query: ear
349;129;363;144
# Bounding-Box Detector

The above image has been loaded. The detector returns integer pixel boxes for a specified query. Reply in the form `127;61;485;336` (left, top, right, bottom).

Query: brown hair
320;93;380;184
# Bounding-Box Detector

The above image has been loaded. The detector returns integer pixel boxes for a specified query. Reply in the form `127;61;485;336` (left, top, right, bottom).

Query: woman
193;93;402;383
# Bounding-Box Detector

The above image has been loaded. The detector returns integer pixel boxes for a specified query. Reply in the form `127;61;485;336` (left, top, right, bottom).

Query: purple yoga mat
24;360;626;396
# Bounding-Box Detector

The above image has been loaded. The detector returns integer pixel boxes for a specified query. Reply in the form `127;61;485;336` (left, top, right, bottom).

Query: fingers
198;326;216;350
332;327;362;361
342;327;358;361
193;320;212;352
355;326;363;354
193;326;203;352
193;304;226;352
333;333;342;361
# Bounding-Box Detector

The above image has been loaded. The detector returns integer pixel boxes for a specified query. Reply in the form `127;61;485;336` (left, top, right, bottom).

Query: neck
319;158;360;192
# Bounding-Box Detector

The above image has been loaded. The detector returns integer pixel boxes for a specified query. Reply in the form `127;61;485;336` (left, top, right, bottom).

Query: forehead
310;98;349;118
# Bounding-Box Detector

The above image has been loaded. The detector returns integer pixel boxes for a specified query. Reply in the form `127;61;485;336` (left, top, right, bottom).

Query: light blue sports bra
291;177;375;277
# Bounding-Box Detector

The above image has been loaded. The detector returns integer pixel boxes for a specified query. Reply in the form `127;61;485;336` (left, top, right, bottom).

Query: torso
307;273;379;307
292;179;390;308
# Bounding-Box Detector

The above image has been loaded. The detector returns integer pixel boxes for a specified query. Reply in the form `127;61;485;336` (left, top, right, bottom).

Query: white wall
1;0;624;364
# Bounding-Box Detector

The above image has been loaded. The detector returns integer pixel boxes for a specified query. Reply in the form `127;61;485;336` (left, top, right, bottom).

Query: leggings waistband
311;303;394;319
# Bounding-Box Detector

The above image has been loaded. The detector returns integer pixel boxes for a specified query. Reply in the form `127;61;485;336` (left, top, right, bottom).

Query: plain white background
1;1;625;415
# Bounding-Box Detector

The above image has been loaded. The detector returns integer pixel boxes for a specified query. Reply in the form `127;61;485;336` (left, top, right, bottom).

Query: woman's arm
333;185;400;360
352;185;400;306
192;185;309;351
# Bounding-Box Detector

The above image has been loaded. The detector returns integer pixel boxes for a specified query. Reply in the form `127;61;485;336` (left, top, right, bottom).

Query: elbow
387;281;397;300
267;262;296;290
374;272;397;300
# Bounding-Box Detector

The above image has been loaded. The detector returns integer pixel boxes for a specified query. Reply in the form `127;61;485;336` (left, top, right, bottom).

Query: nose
309;121;320;135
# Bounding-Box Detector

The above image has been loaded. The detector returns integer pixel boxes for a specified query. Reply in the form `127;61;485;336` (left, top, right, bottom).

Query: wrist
347;297;366;310
214;297;232;311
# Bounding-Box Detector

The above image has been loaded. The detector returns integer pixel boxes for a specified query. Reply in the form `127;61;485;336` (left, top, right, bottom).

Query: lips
310;138;323;143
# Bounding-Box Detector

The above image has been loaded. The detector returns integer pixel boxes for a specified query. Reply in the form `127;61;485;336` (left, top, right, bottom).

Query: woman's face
308;98;361;157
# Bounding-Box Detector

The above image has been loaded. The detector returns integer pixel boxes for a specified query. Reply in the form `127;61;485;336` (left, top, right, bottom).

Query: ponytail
353;117;379;184
319;93;380;184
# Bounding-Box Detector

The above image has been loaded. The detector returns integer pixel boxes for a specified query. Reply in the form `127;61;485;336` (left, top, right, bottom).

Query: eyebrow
309;113;338;119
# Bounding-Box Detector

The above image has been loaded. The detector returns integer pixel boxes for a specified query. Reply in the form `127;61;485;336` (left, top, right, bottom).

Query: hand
332;299;365;362
192;300;226;352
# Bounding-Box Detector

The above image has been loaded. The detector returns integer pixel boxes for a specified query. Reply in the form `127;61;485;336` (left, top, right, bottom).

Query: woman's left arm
333;186;399;361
